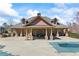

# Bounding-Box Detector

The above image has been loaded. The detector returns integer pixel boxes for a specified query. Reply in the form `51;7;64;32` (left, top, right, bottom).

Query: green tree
53;18;58;24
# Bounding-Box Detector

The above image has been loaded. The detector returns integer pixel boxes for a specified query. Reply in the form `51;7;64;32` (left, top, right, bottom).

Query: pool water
50;42;79;52
0;45;14;56
59;43;79;47
0;51;13;56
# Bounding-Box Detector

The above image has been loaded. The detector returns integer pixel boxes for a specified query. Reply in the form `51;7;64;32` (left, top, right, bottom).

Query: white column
27;29;30;40
26;29;27;40
45;28;48;40
65;29;68;37
11;29;13;37
15;30;17;37
20;29;22;36
30;28;33;40
11;32;13;37
57;30;59;37
63;29;66;33
50;28;53;40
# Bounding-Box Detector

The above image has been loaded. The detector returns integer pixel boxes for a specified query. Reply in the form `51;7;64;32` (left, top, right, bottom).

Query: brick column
45;28;48;40
50;28;53;40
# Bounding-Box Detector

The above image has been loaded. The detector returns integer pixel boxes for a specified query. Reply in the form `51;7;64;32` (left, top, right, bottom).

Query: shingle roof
27;16;52;23
11;16;68;28
54;24;67;28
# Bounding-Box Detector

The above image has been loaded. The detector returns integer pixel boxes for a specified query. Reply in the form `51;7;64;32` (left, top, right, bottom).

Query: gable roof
26;16;52;26
11;15;68;28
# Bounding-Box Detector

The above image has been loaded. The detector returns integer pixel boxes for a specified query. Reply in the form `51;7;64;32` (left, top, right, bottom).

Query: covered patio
10;26;68;40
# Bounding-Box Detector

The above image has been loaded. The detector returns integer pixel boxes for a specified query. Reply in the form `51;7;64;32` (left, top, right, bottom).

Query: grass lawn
68;32;79;39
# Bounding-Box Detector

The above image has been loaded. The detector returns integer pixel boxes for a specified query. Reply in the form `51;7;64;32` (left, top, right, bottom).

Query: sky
0;3;79;26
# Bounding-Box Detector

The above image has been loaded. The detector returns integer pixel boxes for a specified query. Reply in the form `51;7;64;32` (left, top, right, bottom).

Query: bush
2;33;10;37
2;34;7;37
68;32;79;39
4;31;8;33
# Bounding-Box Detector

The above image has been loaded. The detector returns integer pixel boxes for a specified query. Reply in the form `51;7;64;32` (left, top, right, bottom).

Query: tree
3;23;8;28
52;18;58;24
69;11;79;33
54;18;58;24
75;11;79;24
9;19;14;26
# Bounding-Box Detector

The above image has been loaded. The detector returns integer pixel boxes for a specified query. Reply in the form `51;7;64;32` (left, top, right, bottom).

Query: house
10;13;68;40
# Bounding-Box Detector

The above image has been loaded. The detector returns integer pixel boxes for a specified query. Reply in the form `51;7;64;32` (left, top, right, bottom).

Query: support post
63;29;66;33
65;29;68;37
30;28;33;40
45;28;48;40
26;29;27;40
11;29;13;37
11;32;13;37
57;30;59;37
15;31;17;37
20;29;22;36
50;28;53;40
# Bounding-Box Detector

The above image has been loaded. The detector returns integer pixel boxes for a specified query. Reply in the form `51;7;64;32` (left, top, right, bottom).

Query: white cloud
12;19;21;25
26;7;79;25
0;3;22;26
49;4;79;25
0;3;19;17
54;3;67;8
50;8;64;14
64;9;74;16
0;17;21;26
26;9;39;18
51;15;67;24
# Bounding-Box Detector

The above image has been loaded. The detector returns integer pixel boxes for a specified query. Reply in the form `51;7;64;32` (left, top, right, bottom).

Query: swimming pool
0;50;13;56
50;42;79;53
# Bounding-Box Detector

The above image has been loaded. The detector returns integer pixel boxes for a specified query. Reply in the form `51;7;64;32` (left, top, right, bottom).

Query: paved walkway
0;39;57;56
0;37;79;56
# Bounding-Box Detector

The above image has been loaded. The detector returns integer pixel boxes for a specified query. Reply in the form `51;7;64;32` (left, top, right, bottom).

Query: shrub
68;32;79;39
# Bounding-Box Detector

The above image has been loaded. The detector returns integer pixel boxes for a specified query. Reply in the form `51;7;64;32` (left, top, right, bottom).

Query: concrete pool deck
0;37;79;56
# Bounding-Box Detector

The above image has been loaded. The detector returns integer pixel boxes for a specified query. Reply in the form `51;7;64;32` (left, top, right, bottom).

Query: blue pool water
0;50;13;56
0;45;14;56
50;42;79;53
